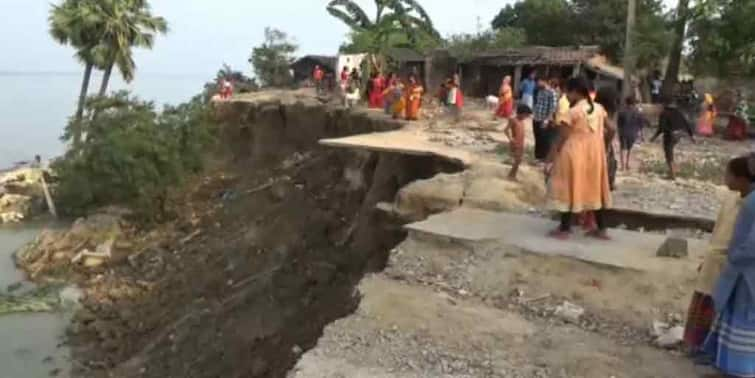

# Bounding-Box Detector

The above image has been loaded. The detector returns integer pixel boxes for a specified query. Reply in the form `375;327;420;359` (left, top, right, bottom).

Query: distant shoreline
0;71;210;79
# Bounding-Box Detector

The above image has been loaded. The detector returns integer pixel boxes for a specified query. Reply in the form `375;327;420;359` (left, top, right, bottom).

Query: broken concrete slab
320;130;477;167
405;208;705;272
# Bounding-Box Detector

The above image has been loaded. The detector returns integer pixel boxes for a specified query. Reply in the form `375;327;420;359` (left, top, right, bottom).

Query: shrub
53;91;216;220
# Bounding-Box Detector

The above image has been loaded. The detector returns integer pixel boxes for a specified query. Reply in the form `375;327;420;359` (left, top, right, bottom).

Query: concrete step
405;208;706;272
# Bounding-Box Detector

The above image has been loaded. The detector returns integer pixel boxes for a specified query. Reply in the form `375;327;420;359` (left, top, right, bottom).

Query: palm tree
327;0;440;48
49;0;101;146
94;0;168;97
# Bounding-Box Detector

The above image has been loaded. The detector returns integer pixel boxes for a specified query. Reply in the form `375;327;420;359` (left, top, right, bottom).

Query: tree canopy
327;0;441;53
688;0;755;77
249;27;298;87
444;28;526;61
491;0;670;68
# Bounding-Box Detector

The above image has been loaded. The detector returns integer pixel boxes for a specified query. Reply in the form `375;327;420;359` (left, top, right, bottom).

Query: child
504;104;533;181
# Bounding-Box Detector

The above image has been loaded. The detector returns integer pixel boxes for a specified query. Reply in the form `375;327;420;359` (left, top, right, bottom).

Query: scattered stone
554;301;585;323
59;286;84;310
656;237;689;258
655;326;684;348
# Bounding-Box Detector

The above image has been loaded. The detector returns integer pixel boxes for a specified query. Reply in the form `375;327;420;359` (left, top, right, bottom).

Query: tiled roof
465;46;600;66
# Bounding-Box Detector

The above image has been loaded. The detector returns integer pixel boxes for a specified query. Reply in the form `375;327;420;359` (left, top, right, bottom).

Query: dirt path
290;235;713;378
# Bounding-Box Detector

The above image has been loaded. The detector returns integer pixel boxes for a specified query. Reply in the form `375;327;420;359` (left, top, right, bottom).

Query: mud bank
50;95;464;377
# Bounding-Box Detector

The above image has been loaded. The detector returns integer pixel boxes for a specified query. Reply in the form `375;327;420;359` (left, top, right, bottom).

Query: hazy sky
1;0;511;77
2;0;676;77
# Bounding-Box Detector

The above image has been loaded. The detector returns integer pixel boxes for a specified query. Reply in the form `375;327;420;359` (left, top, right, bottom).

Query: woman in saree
368;71;385;109
391;80;406;120
496;76;514;119
683;157;750;359
703;154;755;377
405;75;424;121
697;93;717;137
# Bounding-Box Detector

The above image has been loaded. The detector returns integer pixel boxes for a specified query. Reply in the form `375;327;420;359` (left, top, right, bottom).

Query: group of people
365;71;425;121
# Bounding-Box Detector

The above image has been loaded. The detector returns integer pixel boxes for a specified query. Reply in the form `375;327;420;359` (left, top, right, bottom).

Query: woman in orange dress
546;77;612;240
405;75;424;121
697;93;717;137
496;76;514;118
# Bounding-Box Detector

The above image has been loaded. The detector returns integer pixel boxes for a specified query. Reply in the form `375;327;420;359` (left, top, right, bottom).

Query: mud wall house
457;46;623;98
290;55;336;85
385;48;427;82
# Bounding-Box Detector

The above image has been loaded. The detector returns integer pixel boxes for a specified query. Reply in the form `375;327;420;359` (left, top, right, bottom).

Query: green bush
53;91;216;220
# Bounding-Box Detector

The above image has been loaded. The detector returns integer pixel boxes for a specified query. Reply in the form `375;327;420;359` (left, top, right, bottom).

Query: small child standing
503;104;533;181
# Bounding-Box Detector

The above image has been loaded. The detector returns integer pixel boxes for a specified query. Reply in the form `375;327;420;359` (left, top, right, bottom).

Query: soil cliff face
67;98;462;378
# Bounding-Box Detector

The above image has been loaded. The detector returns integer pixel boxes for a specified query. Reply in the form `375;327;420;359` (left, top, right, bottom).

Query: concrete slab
320;130;477;167
405;208;706;272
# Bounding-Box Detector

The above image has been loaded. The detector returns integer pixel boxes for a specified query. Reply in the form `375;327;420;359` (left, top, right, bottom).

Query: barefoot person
683;157;751;359
651;97;696;180
504;105;533;181
703;154;755;377
546;77;612;240
617;97;647;171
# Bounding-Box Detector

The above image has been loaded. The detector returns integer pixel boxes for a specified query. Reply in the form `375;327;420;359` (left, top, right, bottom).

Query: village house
290;55;337;84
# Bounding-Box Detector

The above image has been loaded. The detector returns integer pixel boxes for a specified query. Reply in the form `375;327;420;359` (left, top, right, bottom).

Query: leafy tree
93;0;168;96
688;0;755;78
444;28;527;60
491;0;670;68
249;28;298;87
49;0;101;147
203;64;258;100
491;0;574;47
327;0;440;53
53;92;216;220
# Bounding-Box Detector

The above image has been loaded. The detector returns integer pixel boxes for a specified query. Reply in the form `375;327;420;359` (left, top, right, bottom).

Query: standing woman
382;73;397;115
697;93;717;137
405;75;424;121
683;157;750;358
704;154;755;377
546;77;612;240
496;76;514;119
368;71;385;109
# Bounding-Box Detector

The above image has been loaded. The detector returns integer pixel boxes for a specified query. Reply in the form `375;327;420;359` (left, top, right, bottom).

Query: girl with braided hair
545;77;612;240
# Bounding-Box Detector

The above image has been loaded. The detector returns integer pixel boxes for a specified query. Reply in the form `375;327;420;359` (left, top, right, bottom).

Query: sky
2;0;677;78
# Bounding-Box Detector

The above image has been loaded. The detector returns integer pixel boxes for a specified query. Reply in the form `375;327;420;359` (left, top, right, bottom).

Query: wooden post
513;65;523;95
40;174;57;219
623;0;637;101
572;63;582;78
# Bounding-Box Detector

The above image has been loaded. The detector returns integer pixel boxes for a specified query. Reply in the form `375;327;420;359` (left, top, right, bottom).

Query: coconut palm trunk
98;63;114;97
73;62;94;147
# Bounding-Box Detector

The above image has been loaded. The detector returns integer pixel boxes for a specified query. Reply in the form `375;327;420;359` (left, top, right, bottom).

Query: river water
0;221;71;377
0;71;208;168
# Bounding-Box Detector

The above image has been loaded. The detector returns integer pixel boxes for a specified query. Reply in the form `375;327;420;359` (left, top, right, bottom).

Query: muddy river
0;222;71;378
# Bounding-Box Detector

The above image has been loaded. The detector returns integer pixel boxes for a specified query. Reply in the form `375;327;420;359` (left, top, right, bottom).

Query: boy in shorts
504;104;533;181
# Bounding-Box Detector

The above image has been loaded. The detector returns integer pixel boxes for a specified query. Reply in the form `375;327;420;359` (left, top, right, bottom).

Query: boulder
656;237;689;258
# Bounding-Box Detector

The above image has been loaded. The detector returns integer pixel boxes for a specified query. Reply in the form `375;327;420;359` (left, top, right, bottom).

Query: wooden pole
40;174;57;219
623;0;637;101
